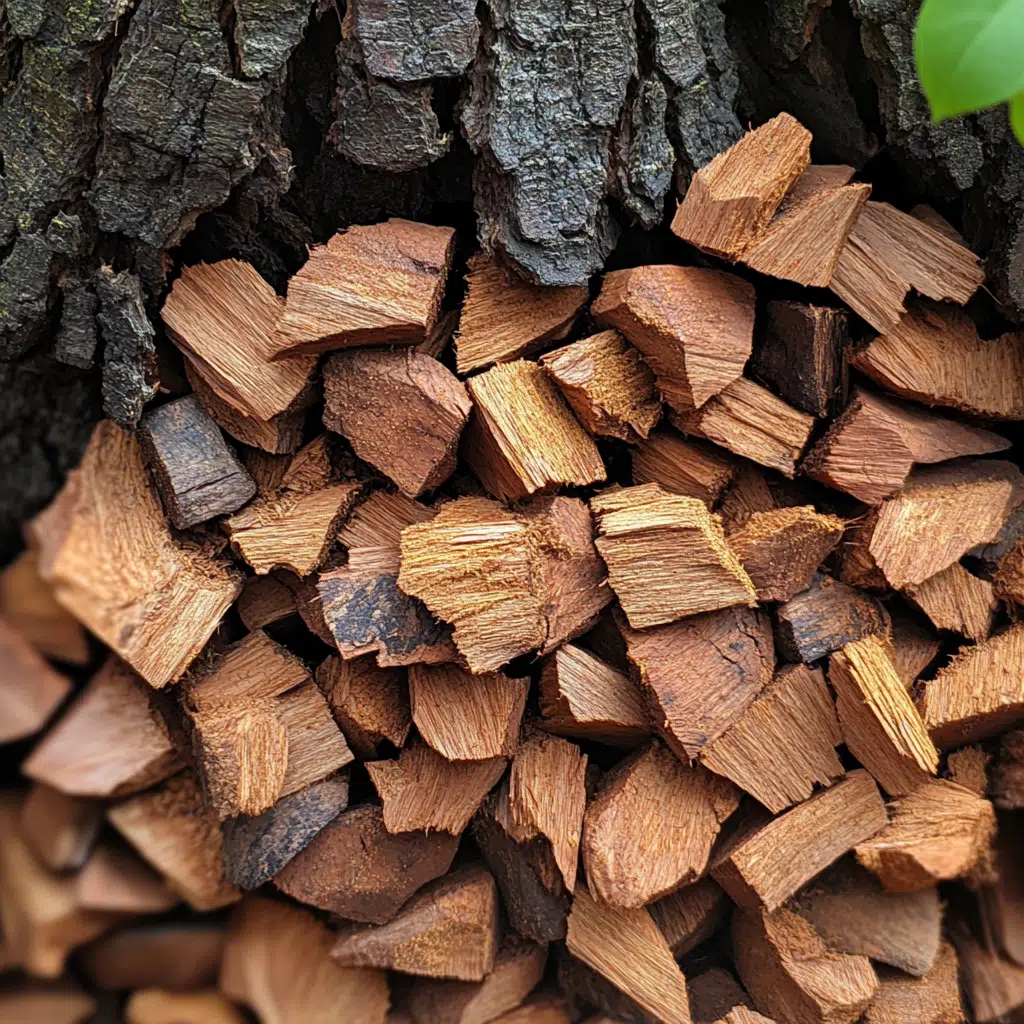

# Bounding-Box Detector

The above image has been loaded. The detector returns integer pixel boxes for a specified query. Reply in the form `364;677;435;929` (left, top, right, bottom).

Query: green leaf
915;0;1024;121
1011;92;1024;143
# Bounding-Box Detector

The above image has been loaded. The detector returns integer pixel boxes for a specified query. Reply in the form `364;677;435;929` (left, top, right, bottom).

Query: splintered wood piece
732;905;878;1024
406;936;547;1024
887;613;941;687
712;770;887;911
836;508;888;590
829;637;939;796
0;794;119;978
591;484;756;628
851;300;1024;419
125;989;244;1024
28;421;241;688
272;219;455;357
671;113;812;260
76;842;177;914
0;983;96;1024
323;349;471;497
398;495;608;673
862;941;964;1024
0;550;89;664
185;361;307;455
221;774;349;890
22;658;180;799
139;394;256;528
592;264;755;412
993;538;1024;606
621;606;775;761
700;663;844;813
945;745;990;796
919;625;1024;746
107;772;240;911
332;866;500;981
510;731;588;892
728;506;845;603
472;784;569;944
222;896;389;1024
184;630;353;819
367;742;506;834
162;260;317;421
713;1008;775;1024
790;860;942;977
454;254;588;374
317;656;412;759
20;784;101;872
410;664;528;761
993;730;1024;809
0;616;71;744
952;922;1024;1023
803;387;1009;504
274;803;458;923
688;967;755;1024
830;202;984;333
464;359;606;501
582;740;739;908
78;921;226;992
671;378;815;477
631;431;736;505
753;302;848;418
538;644;649;748
236;573;297;631
867;460;1024;588
320;492;457;667
225;465;362;577
904;562;997;641
775;573;890;664
565;887;692;1024
718;464;782;533
649;878;730;957
854;778;996;891
743;181;870;287
539;330;661;443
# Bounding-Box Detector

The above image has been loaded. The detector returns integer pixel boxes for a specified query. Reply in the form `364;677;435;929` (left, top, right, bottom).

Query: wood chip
367;742;506;834
0;983;96;1024
399;495;608;673
952;922;1024;1023
540;330;661;443
592;264;755;413
410;663;528;761
688;967;755;1024
323;348;471;497
464;359;606;501
648;878;730;957
125;989;244;1024
887;612;941;688
904;562;997;641
22;658;180;799
76;842;177;914
631;431;736;505
162;259;317;421
862;940;964;1024
582;740;739;907
712;769;887;911
829;636;939;796
20;784;101;873
671;113;812;260
274;803;458;923
591;484;756;628
27;421;241;688
621;606;775;761
992;729;1024;809
454;254;587;375
700;663;844;813
331;865;500;982
855;778;996;891
0;615;72;744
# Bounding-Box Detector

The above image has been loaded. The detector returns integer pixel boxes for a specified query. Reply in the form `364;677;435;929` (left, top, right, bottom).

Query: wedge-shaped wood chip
591;484;756;629
125;989;244;1024
583;740;739;908
0;615;71;745
862;940;964;1024
855;778;996;891
272;218;455;357
953;921;1024;1024
162;260;317;421
28;421;242;689
76;842;177;914
712;769;887;911
332;865;500;982
222;896;389;1024
631;431;736;505
274;803;458;924
454;254;587;375
904;562;997;641
20;784;101;873
464;359;606;501
592;264;755;412
649;878;730;958
399;495;608;673
621;606;775;761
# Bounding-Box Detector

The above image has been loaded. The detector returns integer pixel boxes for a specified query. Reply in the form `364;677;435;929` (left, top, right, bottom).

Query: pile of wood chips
6;111;1024;1024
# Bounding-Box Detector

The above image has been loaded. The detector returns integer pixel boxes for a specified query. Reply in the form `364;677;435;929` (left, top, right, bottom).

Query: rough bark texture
3;0;1024;562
